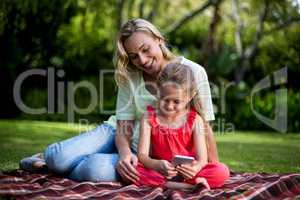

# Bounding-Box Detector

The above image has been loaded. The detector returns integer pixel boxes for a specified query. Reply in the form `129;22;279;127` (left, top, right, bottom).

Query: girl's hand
176;160;203;180
116;153;139;183
156;160;178;179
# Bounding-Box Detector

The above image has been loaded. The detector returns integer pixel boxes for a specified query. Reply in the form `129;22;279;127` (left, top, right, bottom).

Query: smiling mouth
163;109;176;113
144;59;154;70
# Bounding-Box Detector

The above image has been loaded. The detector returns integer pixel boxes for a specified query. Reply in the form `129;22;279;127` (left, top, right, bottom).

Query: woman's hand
156;160;178;179
116;153;139;183
176;160;203;180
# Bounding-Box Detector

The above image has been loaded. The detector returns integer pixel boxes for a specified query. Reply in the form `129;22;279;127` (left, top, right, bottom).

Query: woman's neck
142;57;179;96
143;57;175;80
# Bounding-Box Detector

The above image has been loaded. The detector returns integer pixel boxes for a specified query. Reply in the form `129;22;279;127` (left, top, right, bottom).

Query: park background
0;0;300;173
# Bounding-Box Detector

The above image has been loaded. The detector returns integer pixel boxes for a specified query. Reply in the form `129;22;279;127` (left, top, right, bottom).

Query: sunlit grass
216;131;300;173
0;120;97;171
0;120;299;173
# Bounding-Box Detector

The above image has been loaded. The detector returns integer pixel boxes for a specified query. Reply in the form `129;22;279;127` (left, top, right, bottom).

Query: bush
223;86;300;133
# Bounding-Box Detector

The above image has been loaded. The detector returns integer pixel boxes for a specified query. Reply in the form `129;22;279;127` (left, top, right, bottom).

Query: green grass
217;131;300;173
0;120;300;173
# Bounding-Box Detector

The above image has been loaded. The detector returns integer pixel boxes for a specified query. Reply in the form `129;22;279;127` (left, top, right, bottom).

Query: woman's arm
115;120;139;183
115;120;134;157
115;79;141;182
205;122;219;162
189;60;219;162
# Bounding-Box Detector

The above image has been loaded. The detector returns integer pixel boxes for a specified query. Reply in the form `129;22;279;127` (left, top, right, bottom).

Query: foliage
222;83;300;132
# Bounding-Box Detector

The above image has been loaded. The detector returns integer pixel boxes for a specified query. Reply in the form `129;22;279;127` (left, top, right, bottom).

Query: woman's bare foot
195;177;210;190
32;160;46;169
32;153;46;168
20;153;47;172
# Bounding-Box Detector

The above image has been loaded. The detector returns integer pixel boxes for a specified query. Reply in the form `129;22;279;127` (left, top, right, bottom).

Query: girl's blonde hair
157;62;203;116
114;18;175;85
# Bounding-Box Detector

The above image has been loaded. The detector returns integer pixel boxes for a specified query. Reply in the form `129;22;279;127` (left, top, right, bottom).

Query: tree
231;0;300;82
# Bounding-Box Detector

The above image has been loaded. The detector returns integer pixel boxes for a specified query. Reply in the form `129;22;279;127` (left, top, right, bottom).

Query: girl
134;63;230;189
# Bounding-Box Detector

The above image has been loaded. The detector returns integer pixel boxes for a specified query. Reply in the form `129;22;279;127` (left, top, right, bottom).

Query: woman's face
124;31;165;76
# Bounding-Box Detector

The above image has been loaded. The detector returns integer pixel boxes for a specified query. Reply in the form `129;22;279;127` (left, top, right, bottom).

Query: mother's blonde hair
114;18;175;85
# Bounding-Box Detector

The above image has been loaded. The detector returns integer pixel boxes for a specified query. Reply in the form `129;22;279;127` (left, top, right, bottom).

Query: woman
20;18;219;183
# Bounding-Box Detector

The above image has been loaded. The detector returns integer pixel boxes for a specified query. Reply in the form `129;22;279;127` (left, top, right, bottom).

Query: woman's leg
44;123;116;174
69;153;120;182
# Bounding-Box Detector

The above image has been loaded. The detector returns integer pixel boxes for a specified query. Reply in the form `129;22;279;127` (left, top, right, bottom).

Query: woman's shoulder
120;71;142;88
177;56;202;68
177;56;207;76
178;57;208;82
127;70;142;80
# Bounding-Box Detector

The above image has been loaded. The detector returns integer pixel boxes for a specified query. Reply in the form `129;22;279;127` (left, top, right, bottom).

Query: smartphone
172;155;195;166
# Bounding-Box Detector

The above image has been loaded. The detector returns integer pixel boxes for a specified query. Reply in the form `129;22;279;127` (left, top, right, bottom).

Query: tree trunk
117;0;126;29
201;0;223;68
234;0;269;83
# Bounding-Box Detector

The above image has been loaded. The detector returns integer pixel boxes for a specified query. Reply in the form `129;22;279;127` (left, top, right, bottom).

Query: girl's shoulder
142;106;154;119
141;105;157;126
191;113;206;130
141;111;151;127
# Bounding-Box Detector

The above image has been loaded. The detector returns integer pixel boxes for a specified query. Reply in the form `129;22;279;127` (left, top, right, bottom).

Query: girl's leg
134;162;166;187
69;153;120;182
192;162;230;188
195;177;210;190
165;181;194;189
44;123;116;174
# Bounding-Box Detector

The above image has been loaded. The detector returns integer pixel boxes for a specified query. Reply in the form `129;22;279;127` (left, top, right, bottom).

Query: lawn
0;120;300;173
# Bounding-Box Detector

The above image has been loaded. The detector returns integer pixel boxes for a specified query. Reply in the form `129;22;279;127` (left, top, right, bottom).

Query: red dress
134;106;230;188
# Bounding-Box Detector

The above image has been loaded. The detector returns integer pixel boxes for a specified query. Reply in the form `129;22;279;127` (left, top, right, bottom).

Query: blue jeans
44;123;120;182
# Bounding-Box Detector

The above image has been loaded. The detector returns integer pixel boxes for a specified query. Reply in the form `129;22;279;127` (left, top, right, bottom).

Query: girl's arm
138;113;177;177
176;114;208;179
137;113;159;170
193;114;208;168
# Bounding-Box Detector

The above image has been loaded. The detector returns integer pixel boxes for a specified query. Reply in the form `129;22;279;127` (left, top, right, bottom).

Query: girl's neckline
155;112;189;130
150;107;194;131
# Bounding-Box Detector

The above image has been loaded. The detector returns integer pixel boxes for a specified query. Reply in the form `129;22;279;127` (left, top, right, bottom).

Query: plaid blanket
0;170;300;200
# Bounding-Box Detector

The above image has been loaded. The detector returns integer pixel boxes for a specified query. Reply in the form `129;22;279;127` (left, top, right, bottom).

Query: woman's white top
105;56;215;152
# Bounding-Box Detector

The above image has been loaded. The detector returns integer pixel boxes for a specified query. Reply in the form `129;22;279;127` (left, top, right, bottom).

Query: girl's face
124;31;166;76
158;83;191;118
